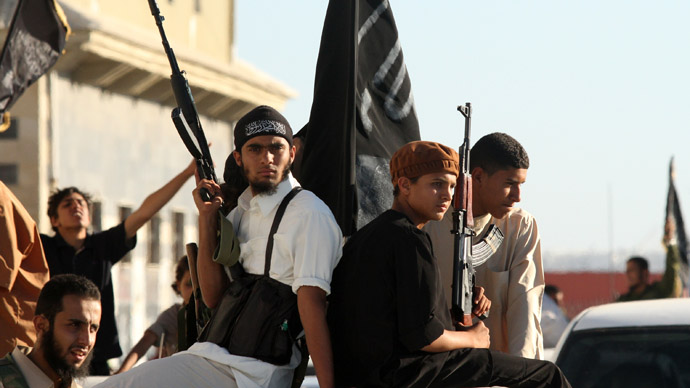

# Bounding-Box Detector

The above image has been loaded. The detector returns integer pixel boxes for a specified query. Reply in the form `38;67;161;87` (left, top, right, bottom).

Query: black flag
298;0;420;236
0;0;69;130
666;157;689;290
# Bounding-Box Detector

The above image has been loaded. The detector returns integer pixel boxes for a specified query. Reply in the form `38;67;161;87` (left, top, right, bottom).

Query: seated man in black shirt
40;161;196;375
328;141;571;388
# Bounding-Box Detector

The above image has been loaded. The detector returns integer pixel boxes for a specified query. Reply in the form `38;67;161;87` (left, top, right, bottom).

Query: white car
551;298;690;388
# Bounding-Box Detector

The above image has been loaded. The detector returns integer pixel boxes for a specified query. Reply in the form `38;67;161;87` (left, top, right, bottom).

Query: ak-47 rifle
450;103;503;327
148;0;217;200
148;0;218;343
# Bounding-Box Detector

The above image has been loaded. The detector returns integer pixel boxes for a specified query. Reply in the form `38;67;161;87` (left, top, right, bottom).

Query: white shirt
186;174;343;387
229;174;343;294
10;347;80;388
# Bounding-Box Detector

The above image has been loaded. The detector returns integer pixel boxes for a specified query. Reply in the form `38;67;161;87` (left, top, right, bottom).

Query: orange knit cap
390;141;459;186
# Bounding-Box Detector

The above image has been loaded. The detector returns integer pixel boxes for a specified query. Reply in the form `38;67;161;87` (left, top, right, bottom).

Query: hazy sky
235;1;690;270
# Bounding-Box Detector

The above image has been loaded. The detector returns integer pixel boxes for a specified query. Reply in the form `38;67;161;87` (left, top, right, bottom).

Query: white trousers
93;342;299;388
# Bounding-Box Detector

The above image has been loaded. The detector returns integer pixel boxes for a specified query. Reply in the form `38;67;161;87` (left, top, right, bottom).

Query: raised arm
124;160;196;239
192;178;228;308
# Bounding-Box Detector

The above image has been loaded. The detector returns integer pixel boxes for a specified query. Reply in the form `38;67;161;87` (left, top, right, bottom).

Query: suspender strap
264;187;303;276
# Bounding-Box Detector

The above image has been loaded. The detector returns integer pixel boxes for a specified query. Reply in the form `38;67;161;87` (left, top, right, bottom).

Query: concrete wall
59;0;234;63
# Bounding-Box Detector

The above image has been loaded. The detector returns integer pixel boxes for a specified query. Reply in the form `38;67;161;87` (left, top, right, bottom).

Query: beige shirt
11;347;81;388
0;182;50;357
425;207;544;359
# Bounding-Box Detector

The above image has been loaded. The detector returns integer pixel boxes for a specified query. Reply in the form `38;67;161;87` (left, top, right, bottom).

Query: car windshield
556;326;690;388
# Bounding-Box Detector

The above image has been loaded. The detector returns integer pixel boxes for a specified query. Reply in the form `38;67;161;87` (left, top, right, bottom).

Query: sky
235;1;690;271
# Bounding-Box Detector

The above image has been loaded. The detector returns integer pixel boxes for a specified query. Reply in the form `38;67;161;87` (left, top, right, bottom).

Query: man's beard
243;163;291;196
41;327;93;387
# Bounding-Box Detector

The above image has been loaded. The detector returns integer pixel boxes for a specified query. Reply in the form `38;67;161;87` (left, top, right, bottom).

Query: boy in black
328;141;571;388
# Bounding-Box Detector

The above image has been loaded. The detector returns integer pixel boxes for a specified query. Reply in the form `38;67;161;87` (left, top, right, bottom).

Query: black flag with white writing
0;0;69;117
298;0;420;236
666;157;689;290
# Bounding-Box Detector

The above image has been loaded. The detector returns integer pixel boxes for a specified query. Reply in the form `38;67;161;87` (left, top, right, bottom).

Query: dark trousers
434;349;570;388
395;348;571;388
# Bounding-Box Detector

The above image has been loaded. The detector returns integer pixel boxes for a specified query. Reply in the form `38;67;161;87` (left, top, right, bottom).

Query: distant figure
0;274;101;388
617;218;682;302
115;256;193;373
40;161;196;375
542;285;569;348
426;132;544;358
0;181;50;357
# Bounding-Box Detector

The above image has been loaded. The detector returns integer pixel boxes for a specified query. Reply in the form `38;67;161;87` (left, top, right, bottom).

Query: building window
148;215;161;264
119;206;133;262
173;211;185;261
0;119;18;139
0;164;18;184
91;201;102;233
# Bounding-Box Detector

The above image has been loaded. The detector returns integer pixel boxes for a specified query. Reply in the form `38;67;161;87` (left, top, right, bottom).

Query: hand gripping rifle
148;0;218;201
450;103;503;326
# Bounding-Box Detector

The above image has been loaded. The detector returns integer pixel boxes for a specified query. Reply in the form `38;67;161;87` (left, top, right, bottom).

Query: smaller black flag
0;0;70;131
666;157;689;290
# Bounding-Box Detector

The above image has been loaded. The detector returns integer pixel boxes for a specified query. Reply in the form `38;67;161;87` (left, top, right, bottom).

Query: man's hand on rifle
192;179;223;217
472;286;491;318
192;178;228;308
454;286;491;330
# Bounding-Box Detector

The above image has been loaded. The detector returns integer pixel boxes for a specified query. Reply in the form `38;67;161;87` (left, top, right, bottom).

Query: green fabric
618;245;682;302
0;353;30;388
213;211;240;267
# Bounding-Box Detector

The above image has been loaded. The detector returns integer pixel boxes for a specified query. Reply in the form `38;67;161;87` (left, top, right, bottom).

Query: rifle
148;0;217;200
450;102;495;326
185;243;205;334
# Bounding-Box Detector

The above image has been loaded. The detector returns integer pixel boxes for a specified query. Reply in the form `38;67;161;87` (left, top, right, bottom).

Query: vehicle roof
571;298;690;331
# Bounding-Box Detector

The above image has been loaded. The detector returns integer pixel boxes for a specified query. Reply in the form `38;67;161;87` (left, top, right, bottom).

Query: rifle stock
185;243;205;334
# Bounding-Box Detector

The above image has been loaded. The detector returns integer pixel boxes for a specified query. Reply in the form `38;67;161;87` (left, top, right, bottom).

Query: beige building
0;0;294;367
